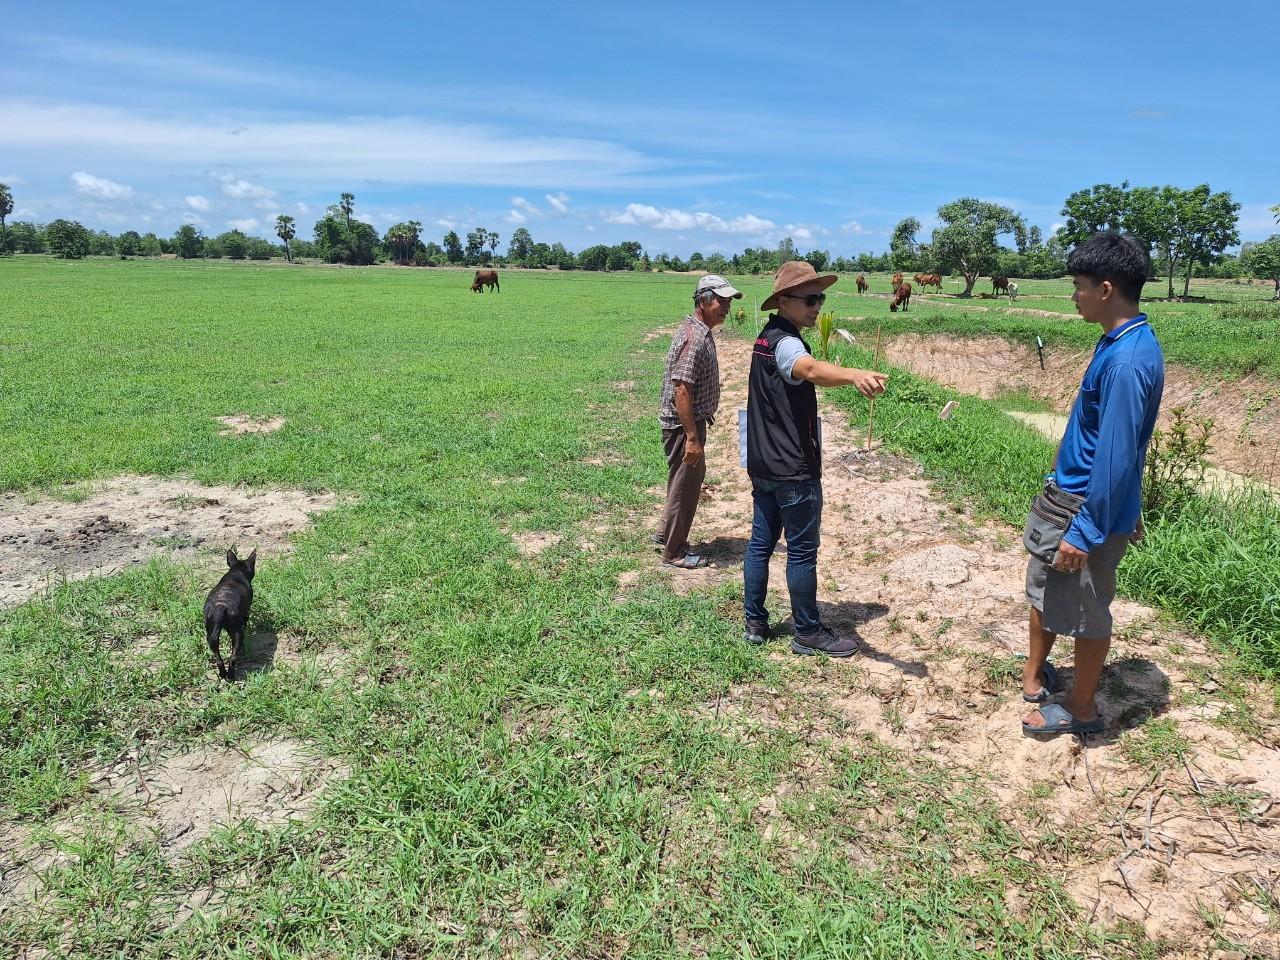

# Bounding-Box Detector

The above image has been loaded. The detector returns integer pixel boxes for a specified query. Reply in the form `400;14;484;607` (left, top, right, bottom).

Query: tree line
1;183;1277;298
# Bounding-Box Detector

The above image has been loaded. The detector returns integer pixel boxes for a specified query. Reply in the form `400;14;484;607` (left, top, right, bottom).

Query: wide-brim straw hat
760;260;839;311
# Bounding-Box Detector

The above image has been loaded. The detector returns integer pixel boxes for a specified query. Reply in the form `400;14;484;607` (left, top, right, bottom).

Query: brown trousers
659;422;707;561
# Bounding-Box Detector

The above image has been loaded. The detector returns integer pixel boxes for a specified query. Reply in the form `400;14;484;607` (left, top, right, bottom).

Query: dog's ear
245;549;257;575
226;548;238;567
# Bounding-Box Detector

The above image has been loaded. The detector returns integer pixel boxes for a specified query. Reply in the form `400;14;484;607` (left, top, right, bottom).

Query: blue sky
2;0;1276;256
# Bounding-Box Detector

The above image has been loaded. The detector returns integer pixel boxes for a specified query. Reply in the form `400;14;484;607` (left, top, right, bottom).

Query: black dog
204;548;257;680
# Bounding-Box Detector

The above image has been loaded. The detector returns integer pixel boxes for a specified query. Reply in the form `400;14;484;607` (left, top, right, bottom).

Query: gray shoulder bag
1023;481;1085;564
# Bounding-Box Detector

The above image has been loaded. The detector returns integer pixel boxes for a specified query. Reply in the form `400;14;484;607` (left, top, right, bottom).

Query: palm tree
275;215;296;263
339;193;355;229
0;183;13;256
487;230;500;265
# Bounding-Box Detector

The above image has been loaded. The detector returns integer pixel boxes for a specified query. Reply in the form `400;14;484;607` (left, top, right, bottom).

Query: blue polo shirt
1055;314;1165;551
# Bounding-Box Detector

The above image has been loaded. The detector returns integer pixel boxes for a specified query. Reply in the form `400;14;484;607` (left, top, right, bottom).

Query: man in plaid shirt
656;274;742;568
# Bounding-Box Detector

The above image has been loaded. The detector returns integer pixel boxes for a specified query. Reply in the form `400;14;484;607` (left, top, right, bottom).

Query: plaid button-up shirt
660;314;720;430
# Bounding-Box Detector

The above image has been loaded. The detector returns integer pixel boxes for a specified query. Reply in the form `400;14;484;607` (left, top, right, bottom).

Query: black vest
747;316;821;482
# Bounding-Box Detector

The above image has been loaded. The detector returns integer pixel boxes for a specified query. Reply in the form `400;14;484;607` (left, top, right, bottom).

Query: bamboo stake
865;325;883;449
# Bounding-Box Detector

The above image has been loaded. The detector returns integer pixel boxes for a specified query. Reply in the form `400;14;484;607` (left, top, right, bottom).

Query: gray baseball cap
695;274;743;299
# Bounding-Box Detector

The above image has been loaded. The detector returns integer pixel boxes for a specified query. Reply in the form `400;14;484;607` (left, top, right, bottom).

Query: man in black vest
744;262;888;656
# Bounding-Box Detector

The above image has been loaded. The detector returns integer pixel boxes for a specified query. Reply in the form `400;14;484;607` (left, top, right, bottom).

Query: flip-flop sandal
663;553;708;570
651;534;666;549
1022;702;1105;737
1022;660;1060;703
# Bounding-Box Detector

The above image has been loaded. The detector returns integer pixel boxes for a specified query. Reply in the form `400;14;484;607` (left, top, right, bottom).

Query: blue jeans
743;478;822;637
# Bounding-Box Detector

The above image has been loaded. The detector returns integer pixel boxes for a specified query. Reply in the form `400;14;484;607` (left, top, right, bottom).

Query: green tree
1129;185;1240;299
486;230;500;264
139;232;163;257
577;244;609;271
313;215;379;265
384;221;423;265
0;183;13;255
443;230;464;264
89;230;116;256
507;227;533;264
1241;236;1280;299
275;215;296;262
803;249;830;271
889;216;921;270
218;229;249;260
1059;182;1132;248
246;237;275;260
1027;225;1043;249
116;230;142;258
776;236;797;265
465;228;488;265
339;192;355;229
44;219;91;259
931;198;1024;296
8;221;43;253
173;224;204;259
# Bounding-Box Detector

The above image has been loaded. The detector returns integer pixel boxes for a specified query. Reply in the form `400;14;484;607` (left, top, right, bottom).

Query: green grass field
1;257;1271;957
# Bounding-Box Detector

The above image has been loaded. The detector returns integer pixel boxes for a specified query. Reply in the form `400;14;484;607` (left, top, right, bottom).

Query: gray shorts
1025;533;1129;639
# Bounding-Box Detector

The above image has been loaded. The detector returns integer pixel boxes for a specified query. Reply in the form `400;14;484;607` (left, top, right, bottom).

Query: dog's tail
205;608;228;679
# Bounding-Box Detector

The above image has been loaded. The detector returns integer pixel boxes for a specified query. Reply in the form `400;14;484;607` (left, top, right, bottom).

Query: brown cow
889;282;912;312
471;269;500;293
891;272;903;289
991;275;1009;297
918;273;943;293
855;273;868;294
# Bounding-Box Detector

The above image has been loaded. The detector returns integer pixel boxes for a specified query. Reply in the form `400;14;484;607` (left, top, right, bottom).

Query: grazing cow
471;269;500;293
856;273;868;294
889;282;912;312
1008;281;1019;302
891;272;904;290
204;548;257;681
991;275;1010;297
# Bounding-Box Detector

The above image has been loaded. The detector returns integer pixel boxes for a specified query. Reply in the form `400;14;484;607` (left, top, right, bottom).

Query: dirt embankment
881;334;1280;485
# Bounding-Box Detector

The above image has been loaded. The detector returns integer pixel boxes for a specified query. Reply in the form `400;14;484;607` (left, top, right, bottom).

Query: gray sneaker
744;621;769;646
791;625;861;658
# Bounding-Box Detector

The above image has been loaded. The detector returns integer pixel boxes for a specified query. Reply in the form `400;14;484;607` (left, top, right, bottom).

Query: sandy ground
0;475;338;608
642;328;1280;954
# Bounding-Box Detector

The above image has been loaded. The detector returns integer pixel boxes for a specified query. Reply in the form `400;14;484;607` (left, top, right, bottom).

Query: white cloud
183;212;202;224
585;225;596;232
606;203;778;237
1;100;725;191
186;194;210;211
504;209;528;225
511;196;539;215
216;173;278;210
1050;222;1064;234
840;220;870;235
546;192;570;214
295;201;310;215
227;218;258;232
785;224;815;243
435;218;456;230
356;213;373;224
0;174;23;185
70;171;133;200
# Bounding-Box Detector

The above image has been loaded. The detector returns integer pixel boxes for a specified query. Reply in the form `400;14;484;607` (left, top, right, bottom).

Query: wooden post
865;325;882;450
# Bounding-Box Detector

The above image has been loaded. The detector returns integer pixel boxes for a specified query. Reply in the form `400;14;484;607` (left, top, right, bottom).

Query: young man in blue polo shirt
1022;232;1164;736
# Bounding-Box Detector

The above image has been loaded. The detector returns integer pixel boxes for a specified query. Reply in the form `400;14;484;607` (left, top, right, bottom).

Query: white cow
1008;281;1019;302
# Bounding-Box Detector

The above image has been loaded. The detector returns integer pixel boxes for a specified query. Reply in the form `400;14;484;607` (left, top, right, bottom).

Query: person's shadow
771;600;929;678
1025;655;1171;744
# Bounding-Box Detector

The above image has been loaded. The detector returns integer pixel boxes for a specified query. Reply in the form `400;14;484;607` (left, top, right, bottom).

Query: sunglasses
783;293;826;307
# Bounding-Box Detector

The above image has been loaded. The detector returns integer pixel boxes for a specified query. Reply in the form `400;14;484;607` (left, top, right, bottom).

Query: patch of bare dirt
216;414;286;436
0;476;338;608
1;739;348;916
883;334;1280;485
636;327;1280;954
511;531;562;557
